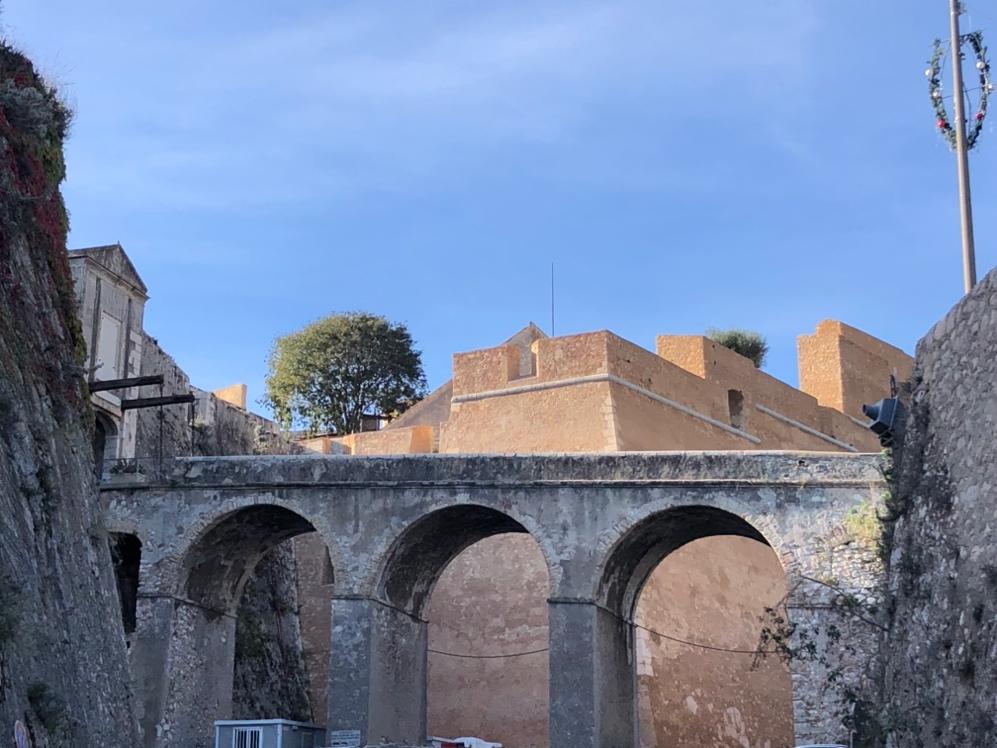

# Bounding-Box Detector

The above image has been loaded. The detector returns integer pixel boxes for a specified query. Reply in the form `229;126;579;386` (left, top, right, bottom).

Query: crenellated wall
798;319;913;420
369;324;904;457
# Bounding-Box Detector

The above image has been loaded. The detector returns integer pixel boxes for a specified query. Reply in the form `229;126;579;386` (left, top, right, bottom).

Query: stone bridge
101;451;886;748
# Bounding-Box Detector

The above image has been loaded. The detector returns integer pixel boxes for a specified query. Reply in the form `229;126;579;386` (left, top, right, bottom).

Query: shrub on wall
707;328;768;368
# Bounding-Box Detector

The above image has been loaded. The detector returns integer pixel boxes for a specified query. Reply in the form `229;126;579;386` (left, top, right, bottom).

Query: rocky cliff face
232;545;313;722
884;268;997;747
0;43;138;746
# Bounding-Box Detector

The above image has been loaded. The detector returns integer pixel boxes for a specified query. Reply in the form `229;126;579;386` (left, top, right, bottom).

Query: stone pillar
328;596;427;746
548;600;634;748
130;596;174;748
156;603;238;748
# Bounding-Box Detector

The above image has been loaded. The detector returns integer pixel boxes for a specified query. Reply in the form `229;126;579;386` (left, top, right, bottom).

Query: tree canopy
706;328;768;369
264;312;427;435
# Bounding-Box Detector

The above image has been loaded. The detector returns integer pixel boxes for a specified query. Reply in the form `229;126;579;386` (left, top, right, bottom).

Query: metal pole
950;0;977;293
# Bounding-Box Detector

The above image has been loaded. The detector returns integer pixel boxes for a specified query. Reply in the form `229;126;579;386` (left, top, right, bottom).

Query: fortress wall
609;384;749;451
440;381;617;453
442;330;881;454
290;320;906;746
884;269;997;746
338;425;434;455
452;344;525;395
634;536;793;748
798;319;913;419
426;534;550;748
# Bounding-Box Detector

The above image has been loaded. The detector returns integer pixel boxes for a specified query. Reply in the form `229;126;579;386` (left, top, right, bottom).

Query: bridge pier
548;599;635;748
156;602;237;748
130;593;238;748
327;596;427;746
131;596;174;748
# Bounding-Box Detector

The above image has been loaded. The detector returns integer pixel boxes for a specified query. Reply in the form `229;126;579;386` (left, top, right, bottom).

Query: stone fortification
292;320;910;748
331;321;911;456
136;333;290;460
0;43;138;746
884;267;997;746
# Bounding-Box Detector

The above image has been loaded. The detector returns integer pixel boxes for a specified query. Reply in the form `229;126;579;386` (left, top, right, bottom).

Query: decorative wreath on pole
927;30;992;150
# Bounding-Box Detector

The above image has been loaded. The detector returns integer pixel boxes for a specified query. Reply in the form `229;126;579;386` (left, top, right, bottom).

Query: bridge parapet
102;449;882;488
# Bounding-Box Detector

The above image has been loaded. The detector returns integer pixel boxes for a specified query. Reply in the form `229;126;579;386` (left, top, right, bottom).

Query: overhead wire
426;621;773;660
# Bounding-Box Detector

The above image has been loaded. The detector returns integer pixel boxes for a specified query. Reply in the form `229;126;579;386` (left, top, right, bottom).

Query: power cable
428;646;549;659
426;621;772;660
633;621;767;655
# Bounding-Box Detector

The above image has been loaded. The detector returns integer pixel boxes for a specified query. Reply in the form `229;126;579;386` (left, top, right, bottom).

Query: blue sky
4;1;996;414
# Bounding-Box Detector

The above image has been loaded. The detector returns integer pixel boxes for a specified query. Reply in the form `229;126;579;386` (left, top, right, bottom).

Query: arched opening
379;504;528;616
109;532;141;637
92;411;118;477
600;506;793;748
158;505;331;746
379;506;549;747
427;534;549;748
182;505;315;614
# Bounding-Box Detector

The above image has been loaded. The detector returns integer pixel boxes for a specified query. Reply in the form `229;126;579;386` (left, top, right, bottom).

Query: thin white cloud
43;1;825;210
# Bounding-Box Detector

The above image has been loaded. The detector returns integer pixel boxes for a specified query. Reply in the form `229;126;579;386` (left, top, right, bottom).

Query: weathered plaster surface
634;536;792;748
427;534;550;747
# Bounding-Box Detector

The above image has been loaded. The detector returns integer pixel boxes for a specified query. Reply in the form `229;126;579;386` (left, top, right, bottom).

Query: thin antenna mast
550;262;555;336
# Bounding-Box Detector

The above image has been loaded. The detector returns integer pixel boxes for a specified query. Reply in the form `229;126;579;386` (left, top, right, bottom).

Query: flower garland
927;31;992;150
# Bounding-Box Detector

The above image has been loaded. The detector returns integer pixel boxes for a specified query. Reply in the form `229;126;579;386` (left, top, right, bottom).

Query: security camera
862;398;903;445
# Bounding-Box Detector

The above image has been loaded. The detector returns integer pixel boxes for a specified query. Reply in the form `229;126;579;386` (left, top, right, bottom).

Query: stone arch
376;503;542;619
595;504;793;748
178;503;319;615
152;501;335;748
597;504;779;620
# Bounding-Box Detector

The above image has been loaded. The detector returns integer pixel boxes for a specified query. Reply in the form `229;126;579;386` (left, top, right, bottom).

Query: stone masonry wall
135;333;290;461
883;267;997;747
132;335;314;724
104;451;887;748
0;43;139;746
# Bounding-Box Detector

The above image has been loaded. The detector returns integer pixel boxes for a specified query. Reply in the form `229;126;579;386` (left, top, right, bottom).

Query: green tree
706;328;769;369
264;312;427;435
